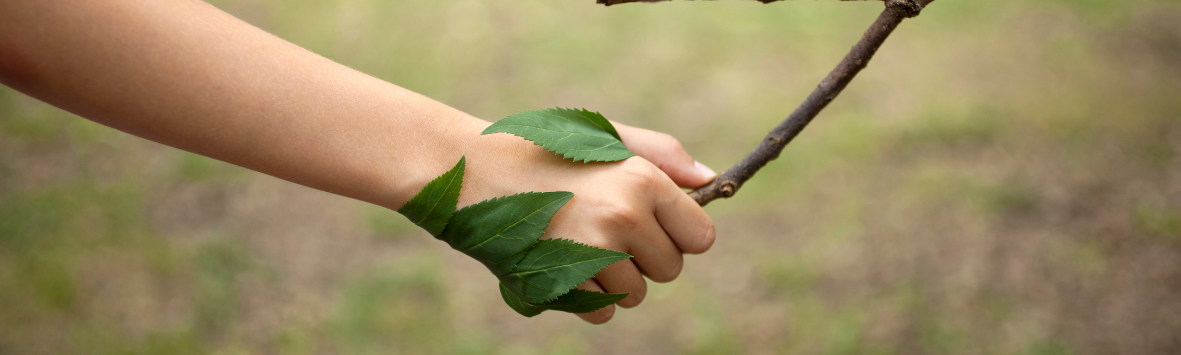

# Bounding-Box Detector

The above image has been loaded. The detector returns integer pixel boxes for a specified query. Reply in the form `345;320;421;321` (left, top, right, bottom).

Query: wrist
385;113;579;209
364;107;490;210
369;107;547;211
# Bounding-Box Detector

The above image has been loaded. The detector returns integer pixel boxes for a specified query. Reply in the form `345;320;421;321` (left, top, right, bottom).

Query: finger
623;216;685;283
654;181;716;254
613;122;717;188
574;279;615;324
594;259;648;308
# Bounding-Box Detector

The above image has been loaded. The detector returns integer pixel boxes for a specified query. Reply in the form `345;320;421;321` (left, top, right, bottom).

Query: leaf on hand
400;109;649;318
396;157;465;237
500;282;545;317
500;283;627;317
438;191;575;276
499;238;632;304
482;108;636;163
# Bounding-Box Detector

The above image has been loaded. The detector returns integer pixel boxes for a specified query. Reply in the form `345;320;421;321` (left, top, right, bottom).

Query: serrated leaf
538;289;629;314
482;108;636;163
500;238;632;304
396;157;465;236
439;191;574;276
500;283;627;317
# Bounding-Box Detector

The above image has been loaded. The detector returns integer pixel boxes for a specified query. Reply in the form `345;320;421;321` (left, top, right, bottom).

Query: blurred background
2;0;1180;354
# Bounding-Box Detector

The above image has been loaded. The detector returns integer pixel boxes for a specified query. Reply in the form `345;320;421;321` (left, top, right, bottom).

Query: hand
0;0;715;326
456;119;717;324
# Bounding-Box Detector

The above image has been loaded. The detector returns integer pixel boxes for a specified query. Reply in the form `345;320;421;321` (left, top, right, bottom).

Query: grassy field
2;0;1180;354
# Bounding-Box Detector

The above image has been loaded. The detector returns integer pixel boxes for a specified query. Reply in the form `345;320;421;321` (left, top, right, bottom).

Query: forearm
2;0;723;324
0;0;479;208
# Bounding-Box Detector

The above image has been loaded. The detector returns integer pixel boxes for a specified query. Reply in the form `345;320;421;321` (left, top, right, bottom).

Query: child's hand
447;120;717;324
0;0;714;326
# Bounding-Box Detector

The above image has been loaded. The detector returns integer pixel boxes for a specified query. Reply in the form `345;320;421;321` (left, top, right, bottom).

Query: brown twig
676;0;933;206
599;0;886;6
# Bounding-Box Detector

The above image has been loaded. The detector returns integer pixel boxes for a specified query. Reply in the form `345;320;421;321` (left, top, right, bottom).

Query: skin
0;0;717;324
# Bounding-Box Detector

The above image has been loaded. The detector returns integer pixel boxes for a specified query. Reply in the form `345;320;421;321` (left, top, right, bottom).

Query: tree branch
599;0;888;6
681;0;933;206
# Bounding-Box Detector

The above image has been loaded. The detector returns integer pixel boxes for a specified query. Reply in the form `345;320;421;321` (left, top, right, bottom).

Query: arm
0;0;474;208
0;0;716;324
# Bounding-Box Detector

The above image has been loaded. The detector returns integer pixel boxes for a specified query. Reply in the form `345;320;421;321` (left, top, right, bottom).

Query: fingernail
695;161;718;181
670;258;683;280
703;223;716;248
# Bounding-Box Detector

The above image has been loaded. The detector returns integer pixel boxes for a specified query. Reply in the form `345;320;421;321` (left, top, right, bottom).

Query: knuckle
658;133;685;152
621;161;663;189
601;204;644;231
652;132;689;162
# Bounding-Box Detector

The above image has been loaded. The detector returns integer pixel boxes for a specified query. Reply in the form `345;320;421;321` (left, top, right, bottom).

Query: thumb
613;122;717;189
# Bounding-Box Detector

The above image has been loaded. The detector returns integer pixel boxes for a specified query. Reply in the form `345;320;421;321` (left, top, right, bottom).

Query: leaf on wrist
499;238;632;304
396;156;465;237
439;191;575;276
500;283;628;317
482;108;636;163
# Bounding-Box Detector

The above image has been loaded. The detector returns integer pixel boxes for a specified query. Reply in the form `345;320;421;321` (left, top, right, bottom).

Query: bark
598;0;915;6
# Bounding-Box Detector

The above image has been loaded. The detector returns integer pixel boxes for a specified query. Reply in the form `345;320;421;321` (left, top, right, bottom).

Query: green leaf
500;239;632;304
396;157;465;236
500;283;627;317
539;289;629;314
500;282;545;317
438;191;574;276
482;108;636;163
390;142;641;318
